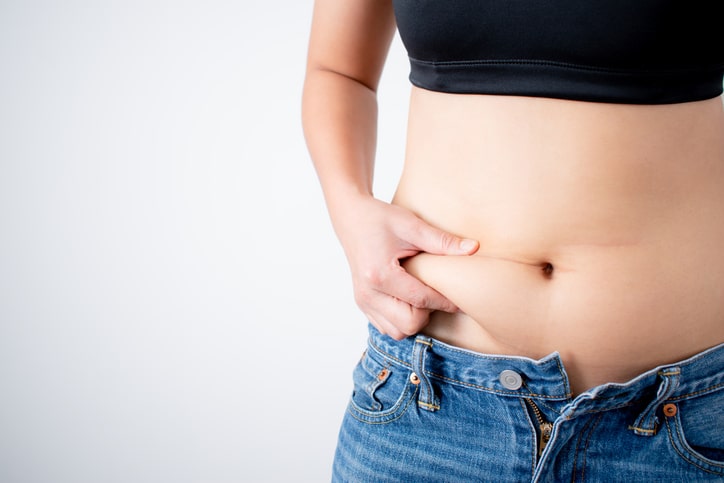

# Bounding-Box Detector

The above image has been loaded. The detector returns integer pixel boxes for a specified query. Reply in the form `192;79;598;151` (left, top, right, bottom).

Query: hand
334;195;479;340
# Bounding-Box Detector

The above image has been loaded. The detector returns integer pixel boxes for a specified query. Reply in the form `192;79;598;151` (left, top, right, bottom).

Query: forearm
302;67;379;231
301;0;476;338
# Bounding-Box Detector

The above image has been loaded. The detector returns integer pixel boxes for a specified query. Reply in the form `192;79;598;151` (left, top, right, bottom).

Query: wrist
327;191;381;243
325;183;373;217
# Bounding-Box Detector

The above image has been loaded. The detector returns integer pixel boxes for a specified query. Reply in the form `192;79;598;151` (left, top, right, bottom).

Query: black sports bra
392;0;724;104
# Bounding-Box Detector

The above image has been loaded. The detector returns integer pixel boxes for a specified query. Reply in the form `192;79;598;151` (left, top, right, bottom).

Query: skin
302;0;479;341
302;0;724;395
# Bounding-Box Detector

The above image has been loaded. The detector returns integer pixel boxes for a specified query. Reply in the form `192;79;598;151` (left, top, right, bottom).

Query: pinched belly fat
392;91;724;393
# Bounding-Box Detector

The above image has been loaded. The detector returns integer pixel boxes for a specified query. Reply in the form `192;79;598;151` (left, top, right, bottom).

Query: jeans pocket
663;390;724;475
347;349;417;424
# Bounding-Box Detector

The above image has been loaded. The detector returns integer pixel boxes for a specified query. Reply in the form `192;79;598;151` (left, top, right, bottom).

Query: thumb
410;222;479;256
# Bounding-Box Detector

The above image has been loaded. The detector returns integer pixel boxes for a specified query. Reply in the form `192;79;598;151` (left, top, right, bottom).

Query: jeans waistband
366;324;724;411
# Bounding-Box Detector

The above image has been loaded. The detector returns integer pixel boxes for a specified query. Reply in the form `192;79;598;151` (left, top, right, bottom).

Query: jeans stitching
531;394;564;415
519;399;538;478
431;371;566;398
369;335;722;406
664;414;724;474
668;382;724;402
347;383;419;424
413;338;440;411
580;414;604;482
629;370;680;435
571;416;594;481
369;337;571;399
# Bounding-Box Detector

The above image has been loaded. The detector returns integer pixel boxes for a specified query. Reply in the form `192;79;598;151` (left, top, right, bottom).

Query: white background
0;1;411;481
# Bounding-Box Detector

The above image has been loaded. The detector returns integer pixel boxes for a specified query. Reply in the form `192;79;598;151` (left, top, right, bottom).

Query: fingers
365;311;409;341
338;197;478;339
357;258;458;312
374;263;458;313
404;220;479;256
355;264;457;340
362;298;432;341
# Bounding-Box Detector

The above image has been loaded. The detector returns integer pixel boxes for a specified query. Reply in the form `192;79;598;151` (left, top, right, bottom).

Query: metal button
499;370;523;390
663;403;677;417
409;372;421;385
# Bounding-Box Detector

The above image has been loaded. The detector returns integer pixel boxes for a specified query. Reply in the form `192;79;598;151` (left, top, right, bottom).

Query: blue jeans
332;324;724;482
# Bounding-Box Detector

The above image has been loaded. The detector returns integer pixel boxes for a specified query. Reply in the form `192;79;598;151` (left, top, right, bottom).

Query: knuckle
353;286;374;308
408;291;431;309
396;324;416;337
397;316;424;336
389;331;407;341
406;219;427;242
383;323;405;340
437;231;456;251
360;267;385;288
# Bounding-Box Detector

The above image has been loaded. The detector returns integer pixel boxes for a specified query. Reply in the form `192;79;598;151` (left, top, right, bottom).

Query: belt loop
630;367;681;436
412;335;440;412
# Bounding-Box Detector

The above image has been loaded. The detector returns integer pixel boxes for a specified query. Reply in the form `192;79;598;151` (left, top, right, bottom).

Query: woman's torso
392;87;724;395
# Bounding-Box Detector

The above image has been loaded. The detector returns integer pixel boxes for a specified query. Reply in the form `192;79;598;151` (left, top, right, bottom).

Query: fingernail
460;239;477;252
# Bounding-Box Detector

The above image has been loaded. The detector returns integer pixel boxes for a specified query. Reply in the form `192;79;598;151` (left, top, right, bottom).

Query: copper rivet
378;369;389;380
663;403;677;417
409;373;421;385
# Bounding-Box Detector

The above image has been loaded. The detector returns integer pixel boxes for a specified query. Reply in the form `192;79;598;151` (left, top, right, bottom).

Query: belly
393;88;724;394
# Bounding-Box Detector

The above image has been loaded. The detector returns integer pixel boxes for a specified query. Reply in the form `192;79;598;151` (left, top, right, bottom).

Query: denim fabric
332;325;724;482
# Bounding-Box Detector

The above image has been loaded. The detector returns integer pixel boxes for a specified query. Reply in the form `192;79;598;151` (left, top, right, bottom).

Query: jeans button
663;403;677;417
499;370;523;390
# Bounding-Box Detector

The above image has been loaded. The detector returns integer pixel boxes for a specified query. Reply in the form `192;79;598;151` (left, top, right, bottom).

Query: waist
365;323;724;404
392;90;724;393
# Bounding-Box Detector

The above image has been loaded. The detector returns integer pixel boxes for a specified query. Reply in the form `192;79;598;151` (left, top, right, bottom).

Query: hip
333;324;724;482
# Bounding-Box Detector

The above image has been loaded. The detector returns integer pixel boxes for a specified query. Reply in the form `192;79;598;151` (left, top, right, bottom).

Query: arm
302;0;479;339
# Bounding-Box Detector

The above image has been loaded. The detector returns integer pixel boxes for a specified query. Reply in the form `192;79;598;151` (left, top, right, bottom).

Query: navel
541;262;554;279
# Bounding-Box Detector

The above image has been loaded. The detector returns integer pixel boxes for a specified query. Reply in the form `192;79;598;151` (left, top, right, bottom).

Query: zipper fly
526;399;553;457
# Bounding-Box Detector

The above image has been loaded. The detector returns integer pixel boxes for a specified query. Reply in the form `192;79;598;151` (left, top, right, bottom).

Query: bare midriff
392;87;724;395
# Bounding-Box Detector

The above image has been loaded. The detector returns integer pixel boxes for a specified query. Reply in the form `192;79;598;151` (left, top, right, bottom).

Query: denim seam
571;415;593;480
627;426;656;435
581;414;604;482
428;341;565;370
413;337;440;411
668;382;724;402
552;356;571;393
430;372;569;399
372;338;573;398
418;401;439;411
369;337;723;405
416;338;433;347
374;334;563;368
630;371;680;435
361;362;391;408
519;399;538;478
568;400;637;421
347;384;419;424
534;398;562;415
368;339;413;368
664;415;724;474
